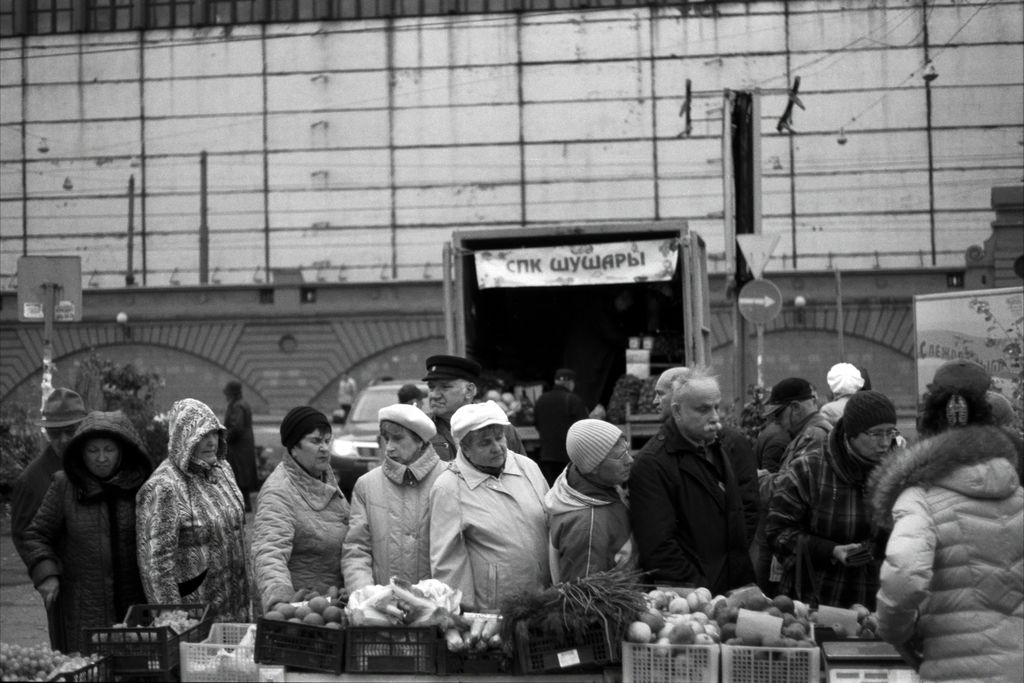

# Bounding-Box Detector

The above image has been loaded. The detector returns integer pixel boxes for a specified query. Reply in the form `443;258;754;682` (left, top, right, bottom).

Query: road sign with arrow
738;278;782;324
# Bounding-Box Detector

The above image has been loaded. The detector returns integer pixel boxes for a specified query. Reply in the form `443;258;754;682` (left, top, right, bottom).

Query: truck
441;220;712;448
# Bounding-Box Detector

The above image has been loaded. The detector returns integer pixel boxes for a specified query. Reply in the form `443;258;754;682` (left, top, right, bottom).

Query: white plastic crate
721;643;820;683
622;641;719;683
180;622;260;682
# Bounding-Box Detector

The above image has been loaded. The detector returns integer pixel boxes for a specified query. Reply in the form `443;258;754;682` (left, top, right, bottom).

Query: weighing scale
821;640;922;683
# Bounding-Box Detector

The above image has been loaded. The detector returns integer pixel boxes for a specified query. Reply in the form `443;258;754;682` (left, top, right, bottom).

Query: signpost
738;278;782;389
17;256;83;411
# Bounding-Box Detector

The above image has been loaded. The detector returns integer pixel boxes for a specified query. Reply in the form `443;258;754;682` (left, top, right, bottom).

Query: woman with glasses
252;406;349;613
136;398;251;622
767;390;899;609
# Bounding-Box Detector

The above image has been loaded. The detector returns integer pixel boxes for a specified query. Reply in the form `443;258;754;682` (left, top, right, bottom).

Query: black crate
440;648;512;675
83;604;212;681
47;656;112;682
254;618;345;674
513;621;619;674
344;626;441;675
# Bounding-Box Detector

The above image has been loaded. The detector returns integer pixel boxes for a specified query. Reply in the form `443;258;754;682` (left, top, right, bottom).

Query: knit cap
929;359;991;396
842;390;897;437
566;419;625;474
280;406;331;449
827;363;864;397
451;401;510;445
379;403;436;442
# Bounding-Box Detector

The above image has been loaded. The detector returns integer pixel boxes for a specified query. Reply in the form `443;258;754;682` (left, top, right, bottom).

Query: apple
627;621;653;644
668;597;690;615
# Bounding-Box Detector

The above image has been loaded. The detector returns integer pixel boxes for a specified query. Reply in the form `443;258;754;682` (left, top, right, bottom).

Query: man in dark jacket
11;388;88;564
422;355;524;461
10;387;88;650
223;380;257;511
533;368;589;485
629;367;755;595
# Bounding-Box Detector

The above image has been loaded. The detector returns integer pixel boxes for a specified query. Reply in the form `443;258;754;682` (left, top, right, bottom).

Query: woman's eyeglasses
863;428;899;442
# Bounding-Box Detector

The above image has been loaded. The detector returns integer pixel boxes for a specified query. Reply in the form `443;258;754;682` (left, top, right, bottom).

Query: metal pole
40;283;57;411
126;175;136;286
835;267;846;357
199;151;209;285
756;323;765;389
722;92;746;406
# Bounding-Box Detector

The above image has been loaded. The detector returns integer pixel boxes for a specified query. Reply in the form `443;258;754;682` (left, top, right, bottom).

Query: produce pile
500;569;647;647
0;643;102;682
347;578;462;628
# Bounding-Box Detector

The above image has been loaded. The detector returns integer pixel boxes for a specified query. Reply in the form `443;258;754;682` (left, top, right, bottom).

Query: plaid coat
766;426;887;608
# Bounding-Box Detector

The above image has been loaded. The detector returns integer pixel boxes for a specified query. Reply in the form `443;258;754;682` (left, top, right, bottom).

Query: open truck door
441;220;710;414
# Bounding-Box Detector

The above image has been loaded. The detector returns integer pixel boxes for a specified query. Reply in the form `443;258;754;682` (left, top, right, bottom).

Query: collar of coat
451;448;527;489
869;425;1022;527
381;446;441;486
282;450;343;510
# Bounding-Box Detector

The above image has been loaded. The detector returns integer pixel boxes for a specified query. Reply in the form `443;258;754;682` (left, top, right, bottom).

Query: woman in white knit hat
341;403;446;591
545;419;637;582
820;362;865;425
428;400;550;611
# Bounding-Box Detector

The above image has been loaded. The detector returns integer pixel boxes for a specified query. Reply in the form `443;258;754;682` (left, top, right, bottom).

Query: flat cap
764;377;815;417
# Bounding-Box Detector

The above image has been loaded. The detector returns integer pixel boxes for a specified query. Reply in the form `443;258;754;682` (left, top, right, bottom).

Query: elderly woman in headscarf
252;406;349;613
767;390;900;609
136;398;250;622
22;411;152;652
429;400;550;611
342;404;445;591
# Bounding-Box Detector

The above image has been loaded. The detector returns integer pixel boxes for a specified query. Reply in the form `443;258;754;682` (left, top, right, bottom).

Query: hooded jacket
342;446;445;591
22;411;152;653
136;399;250;622
544;465;636;582
253;448;350;612
870;426;1023;683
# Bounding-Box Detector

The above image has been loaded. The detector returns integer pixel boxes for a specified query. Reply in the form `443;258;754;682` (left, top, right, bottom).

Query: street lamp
116;311;132;340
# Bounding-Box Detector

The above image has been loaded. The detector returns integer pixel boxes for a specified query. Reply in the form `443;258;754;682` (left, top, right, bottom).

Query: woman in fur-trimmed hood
870;425;1023;683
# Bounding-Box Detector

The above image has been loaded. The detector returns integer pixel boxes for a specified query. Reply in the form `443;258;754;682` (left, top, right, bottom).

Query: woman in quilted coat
342;404;445;591
252;406;349;612
870;425;1023;682
22;411;152;653
136;398;250;622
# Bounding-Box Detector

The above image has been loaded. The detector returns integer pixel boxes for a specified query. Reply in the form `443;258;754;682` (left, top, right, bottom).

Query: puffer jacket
545;464;636;582
342;447;445;591
22;411;152;653
870;426;1023;683
429;449;550;611
136;399;250;622
253;449;350;612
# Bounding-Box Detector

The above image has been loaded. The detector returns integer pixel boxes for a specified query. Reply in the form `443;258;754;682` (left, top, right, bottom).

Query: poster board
913;286;1023;404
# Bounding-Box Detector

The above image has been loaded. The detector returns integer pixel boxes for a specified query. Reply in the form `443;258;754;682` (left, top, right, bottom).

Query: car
330;380;429;491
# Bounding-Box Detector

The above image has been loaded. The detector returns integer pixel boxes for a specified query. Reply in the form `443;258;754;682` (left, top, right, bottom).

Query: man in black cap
755;376;831;592
422;354;525;461
532;368;589;485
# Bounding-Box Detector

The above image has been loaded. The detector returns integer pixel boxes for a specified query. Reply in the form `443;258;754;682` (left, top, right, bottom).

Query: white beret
450;400;510;445
379;403;436;443
827;362;864;397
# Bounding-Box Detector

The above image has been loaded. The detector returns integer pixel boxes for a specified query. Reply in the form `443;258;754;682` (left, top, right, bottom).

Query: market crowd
10;355;1023;681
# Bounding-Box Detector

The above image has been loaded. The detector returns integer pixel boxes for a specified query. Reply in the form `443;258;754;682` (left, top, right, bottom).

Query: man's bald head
655;366;692;418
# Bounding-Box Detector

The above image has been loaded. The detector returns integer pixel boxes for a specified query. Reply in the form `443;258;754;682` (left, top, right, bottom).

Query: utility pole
199;151;209;285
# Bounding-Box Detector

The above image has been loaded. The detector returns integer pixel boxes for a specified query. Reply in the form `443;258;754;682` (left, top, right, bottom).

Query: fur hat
280;406;331;449
566;419;624;474
450;401;509;445
929;359;990;396
842;390;897;437
379;403;436;442
827;363;864;397
35;388;88;428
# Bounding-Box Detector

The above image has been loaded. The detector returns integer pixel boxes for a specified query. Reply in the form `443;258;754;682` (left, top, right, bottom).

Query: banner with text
473;239;678;289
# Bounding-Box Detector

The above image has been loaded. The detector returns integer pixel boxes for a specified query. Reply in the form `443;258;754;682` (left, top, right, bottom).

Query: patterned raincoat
136;398;250;622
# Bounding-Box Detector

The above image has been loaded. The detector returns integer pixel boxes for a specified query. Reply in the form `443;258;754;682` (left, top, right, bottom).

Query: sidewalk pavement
0;514;50;649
